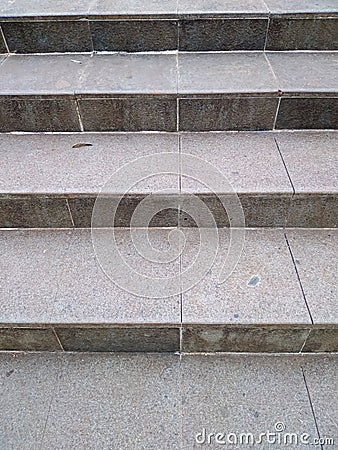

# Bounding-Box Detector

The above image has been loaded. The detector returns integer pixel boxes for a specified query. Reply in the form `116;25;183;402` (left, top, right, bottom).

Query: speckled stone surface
181;228;311;325
286;229;338;323
90;20;178;52
0;230;72;323
178;52;278;94
50;229;181;325
55;327;180;352
0;30;7;53
303;327;338;352
0;133;179;194
263;0;338;14
275;131;338;193
180;132;292;193
0;98;80;132
0;196;73;227
179;18;268;51
266;18;338;50
181;354;319;449
1;21;93;53
275;97;338;130
0;53;177;95
182;325;310;352
178;0;268;16
302;355;338;447
0;352;63;450
179;97;278;131
267;52;338;94
79;97;177;132
42;353;181;449
0;327;62;351
0;352;337;448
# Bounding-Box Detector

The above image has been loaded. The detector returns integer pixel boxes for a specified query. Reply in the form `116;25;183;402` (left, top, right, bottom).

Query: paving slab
181;354;319;449
181;228;310;327
302;355;338;448
0;53;177;96
0;229;71;324
275;131;338;193
267;52;338;94
263;0;338;14
0;352;62;450
286;229;338;324
178;52;278;94
51;228;181;326
88;0;178;17
0;132;179;194
180;132;292;193
178;0;268;16
0;0;92;17
42;353;180;449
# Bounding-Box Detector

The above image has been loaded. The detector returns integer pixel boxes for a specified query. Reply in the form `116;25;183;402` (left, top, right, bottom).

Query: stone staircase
0;1;337;448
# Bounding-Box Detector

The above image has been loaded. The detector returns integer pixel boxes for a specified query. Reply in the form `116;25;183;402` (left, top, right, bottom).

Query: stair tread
1;0;336;18
0;131;336;195
1;51;337;96
0;227;336;327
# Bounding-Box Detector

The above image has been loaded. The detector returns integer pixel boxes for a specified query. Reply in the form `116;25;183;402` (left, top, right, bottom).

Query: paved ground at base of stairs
0;352;337;449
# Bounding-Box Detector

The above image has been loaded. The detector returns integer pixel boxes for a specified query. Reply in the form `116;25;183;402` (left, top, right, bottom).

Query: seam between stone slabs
263;13;271;51
39;355;64;450
274;136;295;194
299;329;312;353
85;19;94;52
65;199;75;227
178;351;183;450
301;367;324;449
75;97;84;131
0;24;9;52
272;96;281;129
284;232;314;325
48;233;74;325
52;327;65;351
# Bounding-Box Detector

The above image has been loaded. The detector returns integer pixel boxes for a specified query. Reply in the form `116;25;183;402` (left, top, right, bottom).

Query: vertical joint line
0;25;10;53
299;329;312;353
273;96;281;130
284;232;314;324
274;137;295;194
66;199;75;227
263;15;271;51
75;97;84;131
301;367;324;450
52;328;64;351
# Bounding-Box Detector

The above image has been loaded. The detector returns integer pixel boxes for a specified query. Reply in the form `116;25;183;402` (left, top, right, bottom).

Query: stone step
0;227;337;352
0;51;337;131
0;131;336;228
1;352;337;448
0;0;337;53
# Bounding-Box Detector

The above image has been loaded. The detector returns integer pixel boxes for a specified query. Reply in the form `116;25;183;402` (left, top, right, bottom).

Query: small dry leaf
72;143;93;148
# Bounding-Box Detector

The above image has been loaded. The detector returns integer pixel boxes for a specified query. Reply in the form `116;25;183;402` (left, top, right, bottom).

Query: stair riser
0;325;337;353
1;16;337;53
0;194;336;228
1;96;338;132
